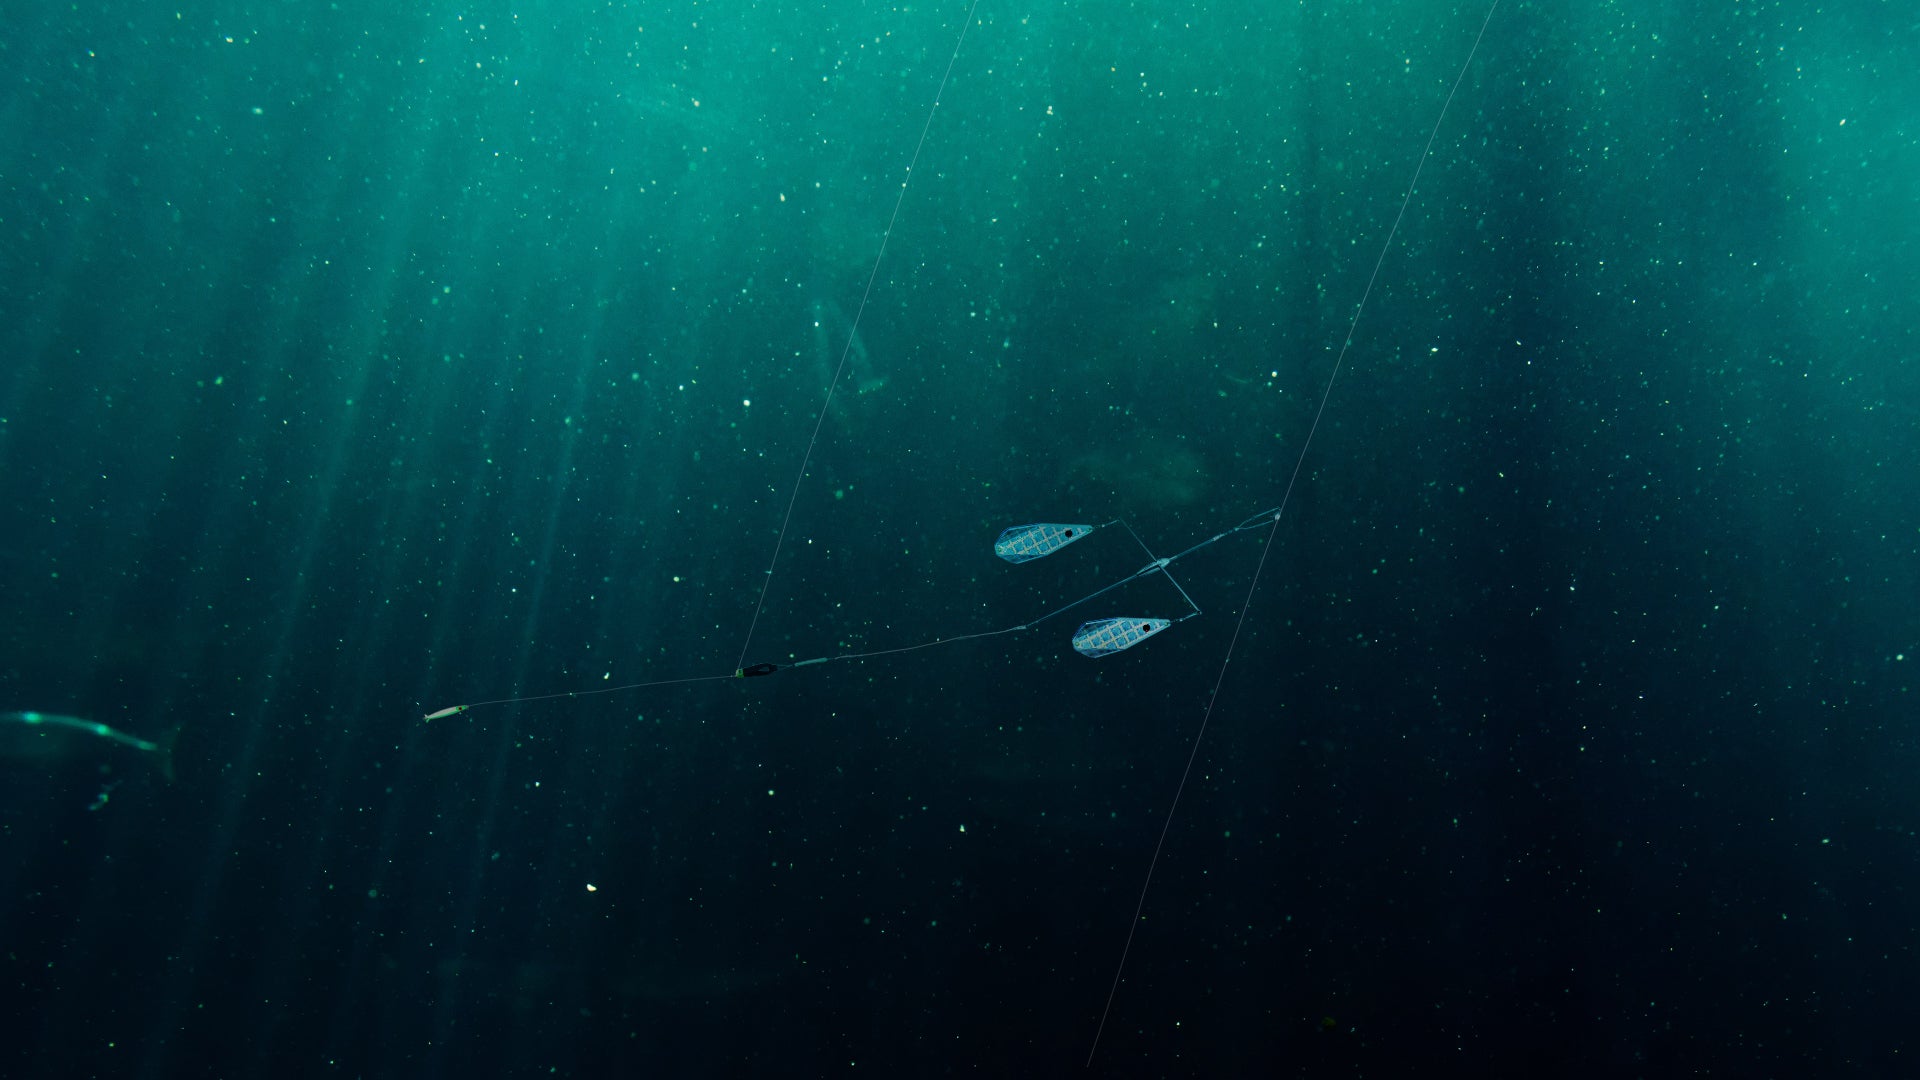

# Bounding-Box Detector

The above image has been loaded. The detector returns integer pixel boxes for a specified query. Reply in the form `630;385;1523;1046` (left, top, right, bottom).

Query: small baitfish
1071;617;1171;658
994;522;1097;564
0;710;177;782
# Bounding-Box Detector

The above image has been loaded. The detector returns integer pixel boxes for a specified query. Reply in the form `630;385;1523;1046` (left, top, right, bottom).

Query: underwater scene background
2;0;1915;1075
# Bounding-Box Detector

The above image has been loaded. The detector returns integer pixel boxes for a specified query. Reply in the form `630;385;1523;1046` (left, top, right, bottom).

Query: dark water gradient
2;0;1916;1075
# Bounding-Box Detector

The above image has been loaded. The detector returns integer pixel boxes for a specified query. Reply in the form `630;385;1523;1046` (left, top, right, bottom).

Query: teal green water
2;1;1916;1075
